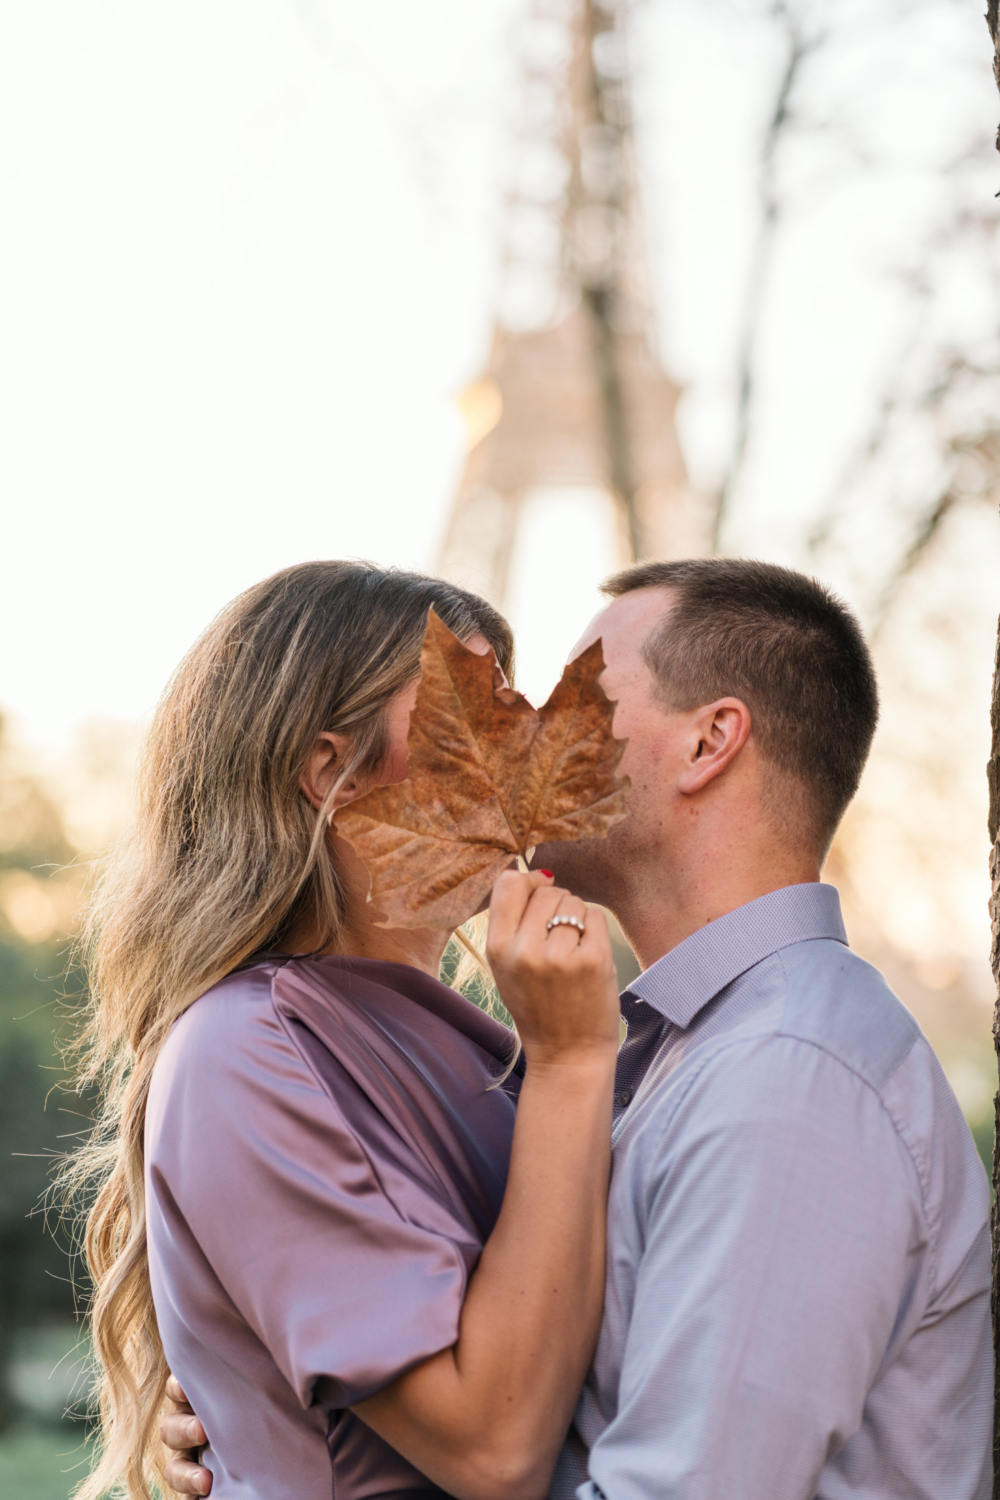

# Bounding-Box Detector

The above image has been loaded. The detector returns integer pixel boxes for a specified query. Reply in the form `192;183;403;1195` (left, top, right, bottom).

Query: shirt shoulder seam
773;950;936;1279
642;987;934;1270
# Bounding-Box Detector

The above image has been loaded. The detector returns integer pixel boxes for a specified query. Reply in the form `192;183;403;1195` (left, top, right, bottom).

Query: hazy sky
0;0;995;739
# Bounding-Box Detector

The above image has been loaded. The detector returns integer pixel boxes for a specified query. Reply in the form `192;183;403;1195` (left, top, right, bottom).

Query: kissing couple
72;558;990;1500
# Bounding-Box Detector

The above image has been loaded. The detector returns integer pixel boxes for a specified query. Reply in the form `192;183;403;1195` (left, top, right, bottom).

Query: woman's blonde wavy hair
62;560;513;1500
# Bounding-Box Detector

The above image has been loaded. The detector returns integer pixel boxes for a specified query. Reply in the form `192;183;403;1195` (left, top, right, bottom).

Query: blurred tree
984;0;1000;1485
714;0;1000;1181
0;715;87;1429
983;0;995;1476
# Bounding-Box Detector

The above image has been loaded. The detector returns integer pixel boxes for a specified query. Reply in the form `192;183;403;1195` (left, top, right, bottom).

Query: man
165;558;991;1497
539;559;990;1499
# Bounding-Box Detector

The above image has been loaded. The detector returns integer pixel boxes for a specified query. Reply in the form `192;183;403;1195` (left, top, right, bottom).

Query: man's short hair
602;558;879;852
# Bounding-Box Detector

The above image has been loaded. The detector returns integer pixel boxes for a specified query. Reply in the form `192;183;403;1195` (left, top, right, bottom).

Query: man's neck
615;844;822;971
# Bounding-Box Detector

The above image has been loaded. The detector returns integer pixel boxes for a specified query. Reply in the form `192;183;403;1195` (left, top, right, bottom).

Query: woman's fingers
163;1455;213;1496
485;868;554;956
161;1377;210;1496
510;882;590;959
536;893;588;946
487;873;619;1067
165;1373;190;1408
161;1411;208;1450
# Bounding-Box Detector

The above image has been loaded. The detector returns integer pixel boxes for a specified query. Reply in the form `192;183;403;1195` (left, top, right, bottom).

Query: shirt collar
628;882;848;1029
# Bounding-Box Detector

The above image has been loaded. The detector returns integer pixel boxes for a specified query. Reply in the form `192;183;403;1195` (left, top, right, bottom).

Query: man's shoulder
773;938;922;1094
630;941;932;1151
766;942;987;1241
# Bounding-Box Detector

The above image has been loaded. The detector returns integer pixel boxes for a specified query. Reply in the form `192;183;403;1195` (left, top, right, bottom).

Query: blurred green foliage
0;717;89;1431
0;1424;95;1500
972;1111;994;1182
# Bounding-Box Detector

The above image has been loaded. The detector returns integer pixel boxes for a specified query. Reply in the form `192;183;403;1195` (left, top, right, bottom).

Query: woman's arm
351;871;617;1499
163;870;619;1500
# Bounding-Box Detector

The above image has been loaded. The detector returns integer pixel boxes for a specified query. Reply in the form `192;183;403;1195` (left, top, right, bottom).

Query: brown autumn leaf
335;608;630;929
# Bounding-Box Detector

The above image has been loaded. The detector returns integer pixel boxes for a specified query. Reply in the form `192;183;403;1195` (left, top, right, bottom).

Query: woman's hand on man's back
161;1375;211;1496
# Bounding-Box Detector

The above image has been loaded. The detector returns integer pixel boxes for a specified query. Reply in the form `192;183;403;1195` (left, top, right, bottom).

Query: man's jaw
530;837;613;908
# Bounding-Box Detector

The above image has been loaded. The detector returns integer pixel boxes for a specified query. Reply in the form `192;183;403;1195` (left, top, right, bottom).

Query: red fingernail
539;869;554;878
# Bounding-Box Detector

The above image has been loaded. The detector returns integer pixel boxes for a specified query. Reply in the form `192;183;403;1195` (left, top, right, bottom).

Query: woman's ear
299;731;363;815
677;699;752;795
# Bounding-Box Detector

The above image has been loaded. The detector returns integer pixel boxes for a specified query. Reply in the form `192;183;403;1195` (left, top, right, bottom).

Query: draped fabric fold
146;953;520;1500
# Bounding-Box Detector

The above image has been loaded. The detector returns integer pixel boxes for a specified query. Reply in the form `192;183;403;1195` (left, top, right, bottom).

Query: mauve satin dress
145;953;521;1500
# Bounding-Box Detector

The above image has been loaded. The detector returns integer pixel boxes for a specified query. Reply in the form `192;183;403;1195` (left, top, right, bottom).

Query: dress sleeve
583;1035;922;1500
147;992;475;1410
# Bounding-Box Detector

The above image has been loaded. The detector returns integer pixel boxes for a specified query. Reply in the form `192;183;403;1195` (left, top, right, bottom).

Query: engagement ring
546;914;586;934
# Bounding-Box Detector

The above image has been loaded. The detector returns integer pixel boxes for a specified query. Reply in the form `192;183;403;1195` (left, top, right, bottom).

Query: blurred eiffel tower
437;0;707;613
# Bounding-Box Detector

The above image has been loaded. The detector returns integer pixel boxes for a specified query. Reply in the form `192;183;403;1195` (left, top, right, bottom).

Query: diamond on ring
546;914;586;934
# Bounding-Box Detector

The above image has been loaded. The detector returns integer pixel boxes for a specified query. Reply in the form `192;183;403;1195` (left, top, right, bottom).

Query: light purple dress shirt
145;953;521;1500
553;882;991;1500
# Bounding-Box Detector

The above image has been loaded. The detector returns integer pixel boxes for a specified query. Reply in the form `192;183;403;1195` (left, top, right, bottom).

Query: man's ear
677;699;752;795
299;731;363;814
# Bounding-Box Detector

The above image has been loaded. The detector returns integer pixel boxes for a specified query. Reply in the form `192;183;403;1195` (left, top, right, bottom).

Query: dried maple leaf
335;608;630;929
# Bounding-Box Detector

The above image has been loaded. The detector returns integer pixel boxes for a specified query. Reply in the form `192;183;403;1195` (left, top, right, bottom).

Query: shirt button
615;1088;633;1110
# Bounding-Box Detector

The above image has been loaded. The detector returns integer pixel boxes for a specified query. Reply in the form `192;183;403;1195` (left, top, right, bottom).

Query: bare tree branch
712;0;824;551
868;487;954;636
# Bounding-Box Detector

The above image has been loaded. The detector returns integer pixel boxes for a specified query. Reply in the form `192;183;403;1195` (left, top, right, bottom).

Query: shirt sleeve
147;995;476;1410
582;1035;922;1500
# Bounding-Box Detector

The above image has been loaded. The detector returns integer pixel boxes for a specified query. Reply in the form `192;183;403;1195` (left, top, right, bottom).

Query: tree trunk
982;0;1000;1480
990;617;1000;1493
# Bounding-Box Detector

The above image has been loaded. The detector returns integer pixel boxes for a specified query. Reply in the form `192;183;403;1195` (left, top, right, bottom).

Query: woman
70;561;620;1500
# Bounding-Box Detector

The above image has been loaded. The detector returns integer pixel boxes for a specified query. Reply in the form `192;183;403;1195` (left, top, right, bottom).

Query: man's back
574;885;990;1500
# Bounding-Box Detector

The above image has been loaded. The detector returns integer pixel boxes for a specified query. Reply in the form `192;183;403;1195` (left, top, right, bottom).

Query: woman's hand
160;1375;212;1496
486;869;620;1069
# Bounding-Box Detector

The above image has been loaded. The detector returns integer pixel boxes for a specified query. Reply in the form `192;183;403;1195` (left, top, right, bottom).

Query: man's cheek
622;723;674;784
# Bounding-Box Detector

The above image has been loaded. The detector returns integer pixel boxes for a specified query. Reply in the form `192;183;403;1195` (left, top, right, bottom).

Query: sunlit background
1;1;998;1492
